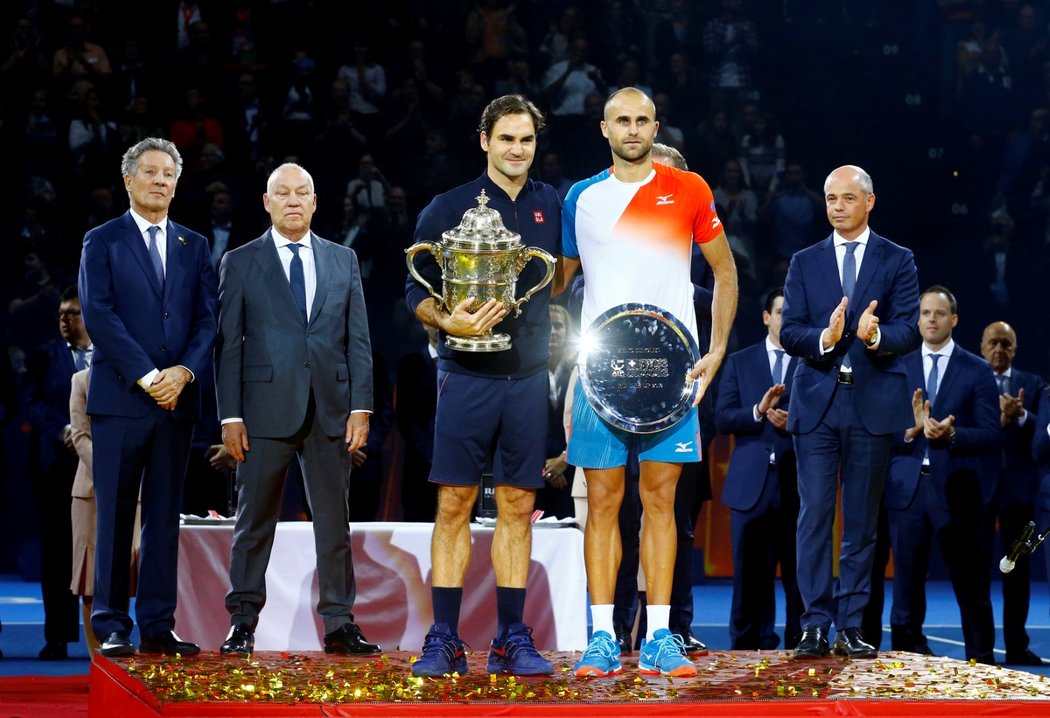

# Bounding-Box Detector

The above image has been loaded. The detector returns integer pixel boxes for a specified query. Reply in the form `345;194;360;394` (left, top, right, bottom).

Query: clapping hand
1000;388;1025;426
823;297;848;349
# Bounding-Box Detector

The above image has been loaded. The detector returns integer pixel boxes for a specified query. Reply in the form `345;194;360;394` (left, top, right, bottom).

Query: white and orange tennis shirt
562;162;723;345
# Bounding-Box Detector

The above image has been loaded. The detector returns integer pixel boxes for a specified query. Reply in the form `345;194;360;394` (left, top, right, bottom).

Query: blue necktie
926;353;942;407
922;353;943;466
287;243;308;326
840;242;859;369
997;373;1008;395
147;225;165;286
772;349;785;384
72;347;88;372
842;241;858;301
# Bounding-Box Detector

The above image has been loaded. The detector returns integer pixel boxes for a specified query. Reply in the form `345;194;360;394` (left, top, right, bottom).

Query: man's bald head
980;320;1018;373
603;87;656;121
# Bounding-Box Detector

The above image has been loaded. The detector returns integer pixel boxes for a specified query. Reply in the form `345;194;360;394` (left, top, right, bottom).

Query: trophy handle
510;247;557;317
405;242;444;305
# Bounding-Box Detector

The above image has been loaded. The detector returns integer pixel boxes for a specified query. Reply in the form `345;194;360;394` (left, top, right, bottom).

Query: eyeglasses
58;309;82;319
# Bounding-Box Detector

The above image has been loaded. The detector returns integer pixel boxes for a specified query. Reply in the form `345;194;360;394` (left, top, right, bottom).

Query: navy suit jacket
216;230;372;438
885;346;1002;512
781;231;921;435
716;341;797;512
997;368;1046;504
78;211;218;421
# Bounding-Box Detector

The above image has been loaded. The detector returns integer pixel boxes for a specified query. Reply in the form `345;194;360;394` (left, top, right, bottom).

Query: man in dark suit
884;286;1000;663
979;321;1045;665
781;164;921;659
78;137;218;657
26;286;92;659
716;287;803;651
216;162;379;657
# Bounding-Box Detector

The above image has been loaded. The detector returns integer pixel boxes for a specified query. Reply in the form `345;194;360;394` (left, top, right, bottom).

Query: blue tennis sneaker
573;630;623;677
486;623;554;675
638;628;697;677
412;623;468;677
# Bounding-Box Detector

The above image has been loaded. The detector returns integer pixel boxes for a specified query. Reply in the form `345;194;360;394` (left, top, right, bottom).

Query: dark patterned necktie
288;243;308;326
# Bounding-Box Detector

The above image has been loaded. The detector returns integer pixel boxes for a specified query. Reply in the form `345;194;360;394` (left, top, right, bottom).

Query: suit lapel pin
178;235;187;245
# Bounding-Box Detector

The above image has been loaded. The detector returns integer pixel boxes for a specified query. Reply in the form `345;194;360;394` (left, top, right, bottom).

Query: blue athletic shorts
430;369;548;489
567;378;701;469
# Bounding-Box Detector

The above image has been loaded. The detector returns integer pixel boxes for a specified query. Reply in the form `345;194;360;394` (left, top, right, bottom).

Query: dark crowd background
2;0;1049;577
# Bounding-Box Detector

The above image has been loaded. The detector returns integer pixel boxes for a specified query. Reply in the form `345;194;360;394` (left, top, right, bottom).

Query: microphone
1000;521;1036;574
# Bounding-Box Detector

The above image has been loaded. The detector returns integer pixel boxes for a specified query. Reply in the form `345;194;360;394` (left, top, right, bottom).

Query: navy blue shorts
430;369;548;489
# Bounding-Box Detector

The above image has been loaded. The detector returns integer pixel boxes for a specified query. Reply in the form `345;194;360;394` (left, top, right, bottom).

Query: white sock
590;604;614;638
646;605;670;642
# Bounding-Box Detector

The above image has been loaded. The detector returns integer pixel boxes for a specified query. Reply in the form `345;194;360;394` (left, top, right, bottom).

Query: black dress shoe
832;628;877;659
1005;649;1044;666
672;626;709;656
39;642;68;660
613;622;633;655
220;625;255;656
99;632;136;657
792;626;830;658
139;631;200;656
323;623;381;656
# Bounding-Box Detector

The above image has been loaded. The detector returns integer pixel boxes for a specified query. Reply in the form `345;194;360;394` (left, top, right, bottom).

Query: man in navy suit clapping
884;287;1000;663
781;165;920;659
716;287;803;651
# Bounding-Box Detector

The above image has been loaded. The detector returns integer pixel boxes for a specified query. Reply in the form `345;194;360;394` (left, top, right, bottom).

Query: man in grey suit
215;163;380;656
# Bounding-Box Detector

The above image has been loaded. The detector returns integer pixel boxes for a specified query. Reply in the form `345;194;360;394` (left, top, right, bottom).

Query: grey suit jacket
216;230;372;438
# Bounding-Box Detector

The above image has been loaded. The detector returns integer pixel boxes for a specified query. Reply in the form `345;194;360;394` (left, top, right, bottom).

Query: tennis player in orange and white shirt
555;87;737;678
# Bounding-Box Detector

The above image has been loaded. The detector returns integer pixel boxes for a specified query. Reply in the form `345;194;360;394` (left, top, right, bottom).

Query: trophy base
446;333;511;352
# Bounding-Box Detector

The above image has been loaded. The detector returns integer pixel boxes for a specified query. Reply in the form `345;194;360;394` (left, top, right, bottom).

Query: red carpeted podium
89;649;1050;717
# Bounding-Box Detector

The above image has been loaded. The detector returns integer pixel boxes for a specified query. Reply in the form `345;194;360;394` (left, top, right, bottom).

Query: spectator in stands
168;87;225;177
464;0;527;85
760;161;823;280
51;15;111;90
0;16;49;108
714;159;759;252
652;0;705;74
346;154;390;215
693;110;738;185
494;53;542;100
739;114;786;203
337;40;387;137
702;0;759;119
543;38;604;117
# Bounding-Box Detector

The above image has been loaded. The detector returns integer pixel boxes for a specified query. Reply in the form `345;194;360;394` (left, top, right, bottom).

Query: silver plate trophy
579;303;701;433
405;190;556;352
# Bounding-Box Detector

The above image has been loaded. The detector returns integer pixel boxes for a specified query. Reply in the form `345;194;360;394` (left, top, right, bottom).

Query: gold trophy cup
406;190;556;352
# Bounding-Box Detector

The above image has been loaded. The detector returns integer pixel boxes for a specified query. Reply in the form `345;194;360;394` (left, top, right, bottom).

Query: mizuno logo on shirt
656;194;675;205
674;441;693;453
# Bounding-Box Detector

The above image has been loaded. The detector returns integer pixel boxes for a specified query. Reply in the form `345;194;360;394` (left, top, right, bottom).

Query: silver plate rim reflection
578;303;701;434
